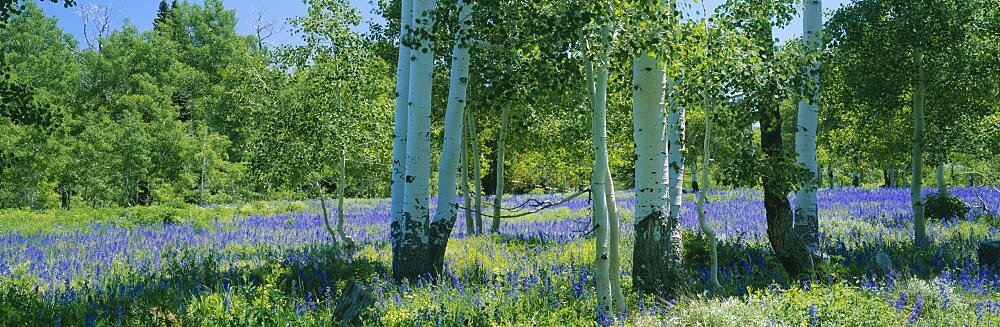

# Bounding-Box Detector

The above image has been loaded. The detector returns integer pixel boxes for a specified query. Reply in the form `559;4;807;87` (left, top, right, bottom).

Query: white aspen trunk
389;0;413;277
584;36;612;318
397;0;437;280
199;141;206;206
632;54;667;226
936;157;947;195
461;122;474;235
603;167;626;314
631;52;672;294
429;0;473;271
491;105;509;233
666;76;685;236
598;25;624;316
334;85;352;246
319;186;338;243
912;47;927;248
794;0;822;258
949;161;955;186
336;152;353;246
469;106;483;234
699;91;721;289
664;0;685;266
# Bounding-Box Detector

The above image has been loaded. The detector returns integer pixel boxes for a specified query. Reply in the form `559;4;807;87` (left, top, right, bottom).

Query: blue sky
38;0;381;47
38;0;851;48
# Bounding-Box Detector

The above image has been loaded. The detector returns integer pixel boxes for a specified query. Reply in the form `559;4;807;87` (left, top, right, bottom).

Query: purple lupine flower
572;267;588;298
809;303;819;327
940;285;950;310
451;270;463;293
908;294;924;323
596;307;612;326
894;293;908;311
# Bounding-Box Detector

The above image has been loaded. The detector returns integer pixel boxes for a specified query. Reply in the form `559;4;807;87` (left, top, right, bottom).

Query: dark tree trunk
827;164;834;188
482;145;497;196
757;22;813;278
392;216;434;281
760;106;813;277
633;211;681;295
61;191;71;209
137;180;152;206
427;219;454;275
57;183;72;209
333;280;376;326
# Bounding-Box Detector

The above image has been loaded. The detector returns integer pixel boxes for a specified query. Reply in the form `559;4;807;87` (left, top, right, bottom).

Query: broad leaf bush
925;193;969;221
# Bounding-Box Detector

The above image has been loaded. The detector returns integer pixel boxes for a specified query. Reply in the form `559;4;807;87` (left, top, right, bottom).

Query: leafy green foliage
824;0;994;175
924;193;969;221
0;0;401;208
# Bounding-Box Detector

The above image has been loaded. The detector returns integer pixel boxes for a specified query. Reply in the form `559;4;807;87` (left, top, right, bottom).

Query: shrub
924;193;968;221
976;213;1000;229
682;229;709;265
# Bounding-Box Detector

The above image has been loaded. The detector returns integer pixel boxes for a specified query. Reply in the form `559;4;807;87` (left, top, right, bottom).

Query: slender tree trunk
597;23;624;315
666;76;685;261
699;91;721;289
911;47;927;248
936;156;947;195
949;161;955;186
59;184;71;209
395;0;437;281
827;163;834;189
199;143;207;206
336;152;353;246
794;0;822;261
631;52;673;294
389;0;413;279
469;106;483;234
319;187;338;243
462;121;474;235
490;105;509;233
585;34;612;318
691;158;699;192
758;22;813;278
333;86;352;246
428;0;473;273
603;165;625;315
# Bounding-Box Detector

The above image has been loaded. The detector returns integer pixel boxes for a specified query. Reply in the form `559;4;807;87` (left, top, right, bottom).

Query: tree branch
459;187;590;219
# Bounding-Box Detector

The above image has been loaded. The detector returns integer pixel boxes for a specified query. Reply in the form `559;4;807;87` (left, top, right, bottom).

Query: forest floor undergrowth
1;187;999;326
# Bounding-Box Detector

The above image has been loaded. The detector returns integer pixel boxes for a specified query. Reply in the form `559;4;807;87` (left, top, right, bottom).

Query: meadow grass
0;187;998;326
